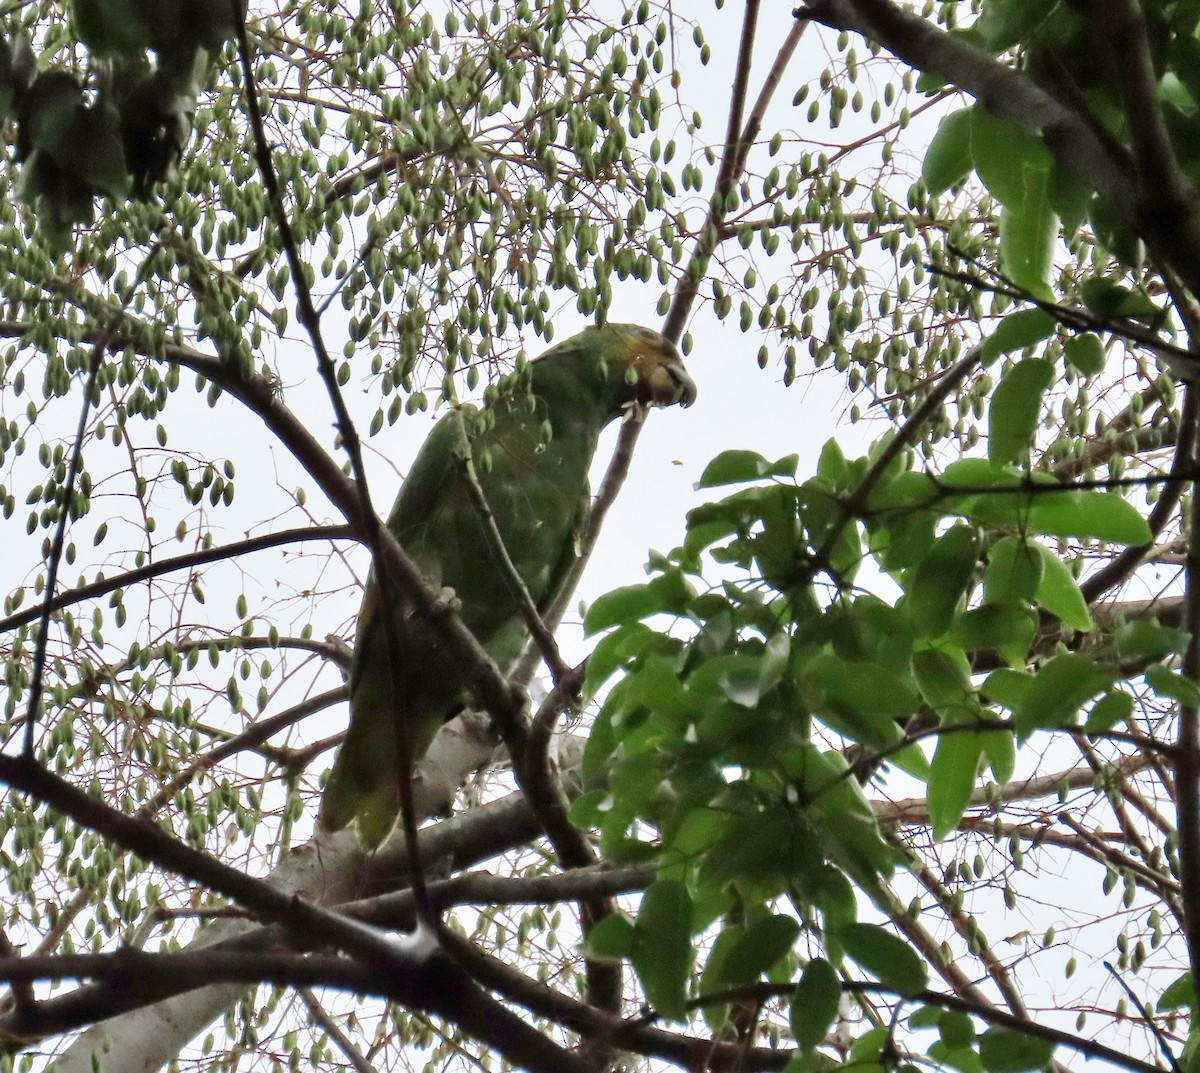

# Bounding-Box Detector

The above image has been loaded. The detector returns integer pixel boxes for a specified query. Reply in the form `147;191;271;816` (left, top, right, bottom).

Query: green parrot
320;323;697;845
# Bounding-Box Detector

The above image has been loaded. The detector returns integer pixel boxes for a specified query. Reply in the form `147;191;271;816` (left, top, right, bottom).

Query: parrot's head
587;323;698;410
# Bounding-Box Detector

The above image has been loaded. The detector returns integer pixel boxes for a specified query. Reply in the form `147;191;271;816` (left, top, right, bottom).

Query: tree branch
1174;379;1200;981
0;524;353;635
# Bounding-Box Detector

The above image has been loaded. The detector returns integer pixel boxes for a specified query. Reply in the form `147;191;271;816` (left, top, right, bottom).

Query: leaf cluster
578;430;1171;1060
0;0;238;246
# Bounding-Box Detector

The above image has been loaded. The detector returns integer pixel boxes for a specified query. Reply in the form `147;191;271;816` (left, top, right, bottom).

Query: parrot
319;323;697;846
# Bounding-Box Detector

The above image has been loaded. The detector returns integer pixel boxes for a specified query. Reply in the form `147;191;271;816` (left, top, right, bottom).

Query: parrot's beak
666;361;698;408
638;357;697;408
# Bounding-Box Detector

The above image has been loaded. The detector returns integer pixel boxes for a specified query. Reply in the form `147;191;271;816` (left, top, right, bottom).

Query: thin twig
139;687;345;817
512;409;648;689
233;18;374;513
662;0;764;344
1175;379;1200;980
0;524;353;636
456;437;570;685
927;261;1199;369
734;18;807;178
23;331;110;758
299;987;376;1073
1058;813;1182;908
1102;960;1182;1073
874;860;993;1006
818;345;984;564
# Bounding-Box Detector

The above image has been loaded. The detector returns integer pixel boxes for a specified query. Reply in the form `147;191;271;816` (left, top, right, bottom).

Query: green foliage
791;957;841;1051
2;4;236;245
837;921;928;996
587;419;1171;1044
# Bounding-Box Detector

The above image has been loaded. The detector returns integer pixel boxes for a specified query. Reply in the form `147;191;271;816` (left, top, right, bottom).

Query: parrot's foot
434;586;461;614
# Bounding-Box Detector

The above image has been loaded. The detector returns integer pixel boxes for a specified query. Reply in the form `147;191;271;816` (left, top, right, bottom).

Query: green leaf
907;525;980;638
632;880;694;1019
662;808;728;882
922;108;973;195
980;309;1057;366
789;748;902;888
585;570;693;634
951;604;1037;656
916;69;948;93
1145;663;1200;707
972;0;1058;52
584;622;658;696
697;449;797;488
929;730;985;839
1033;546;1093;631
791;958;841;1051
969;106;1053;208
930;1043;986;1073
978;1027;1055;1073
1063;334;1106;376
998;165;1058;301
1100;177;1155;259
701;808;824;896
981;668;1033;711
982;726;1016;784
1084;689;1135;733
868;470;940;511
988;359;1053;467
1114;620;1190;659
985;536;1044;604
1048;163;1093;237
838;923;928;996
939;1010;977;1048
911;647;972;714
582;911;634;961
817;439;850;486
805;652;920;738
1159;971;1194;1011
732;630;790;707
715;914;801;985
1013;653;1113;738
941;457;1022;490
698;926;743;1031
1080;277;1166;324
910;1006;942;1029
1024;491;1152;545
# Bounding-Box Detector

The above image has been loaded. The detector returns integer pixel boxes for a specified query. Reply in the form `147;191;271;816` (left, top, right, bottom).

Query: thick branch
795;0;1200;297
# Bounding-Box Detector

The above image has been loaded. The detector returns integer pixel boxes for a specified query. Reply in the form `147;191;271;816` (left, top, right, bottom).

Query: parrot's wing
319;408;470;843
379;406;472;575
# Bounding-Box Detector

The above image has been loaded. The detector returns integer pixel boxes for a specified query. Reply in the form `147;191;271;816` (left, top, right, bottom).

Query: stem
0;525;353;636
1175;380;1200;978
23;333;109;757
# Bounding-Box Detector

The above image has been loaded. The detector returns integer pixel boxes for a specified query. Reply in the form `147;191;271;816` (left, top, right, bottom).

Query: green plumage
320;324;696;845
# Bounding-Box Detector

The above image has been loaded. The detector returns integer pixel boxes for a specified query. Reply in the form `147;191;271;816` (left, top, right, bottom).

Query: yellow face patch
616;328;698;408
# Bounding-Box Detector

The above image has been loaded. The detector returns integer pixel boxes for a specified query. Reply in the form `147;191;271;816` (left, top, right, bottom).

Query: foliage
0;0;1193;1071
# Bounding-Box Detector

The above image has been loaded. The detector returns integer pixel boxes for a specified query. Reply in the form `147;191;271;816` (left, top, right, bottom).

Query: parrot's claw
434;586;461;614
